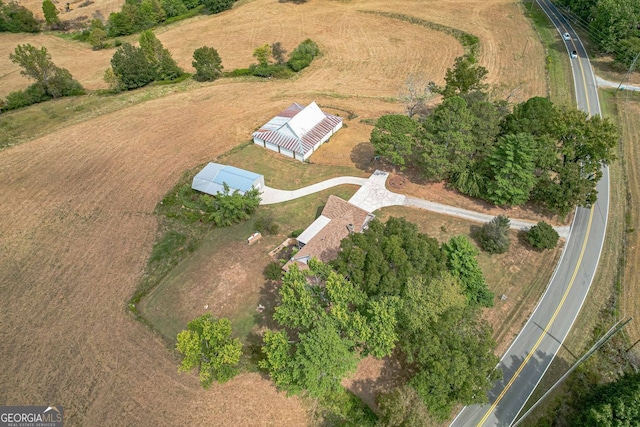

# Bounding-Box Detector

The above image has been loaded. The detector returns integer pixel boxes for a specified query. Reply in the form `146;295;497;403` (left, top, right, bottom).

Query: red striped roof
252;103;342;155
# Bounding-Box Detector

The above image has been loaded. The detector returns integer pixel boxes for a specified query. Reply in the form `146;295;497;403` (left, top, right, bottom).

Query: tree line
556;0;640;70
371;54;618;217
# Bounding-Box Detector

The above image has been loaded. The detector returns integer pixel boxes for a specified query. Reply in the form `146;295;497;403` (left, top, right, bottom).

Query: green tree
263;261;283;281
292;319;358;398
333;217;446;298
486;133;536;206
573;372;640;427
273;266;324;330
252;44;271;66
88;27;108;50
139;29;183;81
203;186;261;226
0;1;40;33
370;115;418;169
10;44;83;98
109;42;155;89
398;274;466;335
161;0;187;17
42;0;59;26
376;385;436;427
176;314;242;388
442;236;494;306
407;307;500;420
192;46;223;81
477;215;511;254
440;55;488;98
287;38;320;72
614;37;640;69
419;96;476;180
527;221;559;250
201;0;233;14
259;329;298;392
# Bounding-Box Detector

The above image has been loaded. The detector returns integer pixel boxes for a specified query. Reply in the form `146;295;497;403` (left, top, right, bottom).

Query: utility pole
512;317;632;427
617;52;640;91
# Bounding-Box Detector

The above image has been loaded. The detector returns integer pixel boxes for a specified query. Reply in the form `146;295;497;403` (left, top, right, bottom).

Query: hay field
0;0;547;424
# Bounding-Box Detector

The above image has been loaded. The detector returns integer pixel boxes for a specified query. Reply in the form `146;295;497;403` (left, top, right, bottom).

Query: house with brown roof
252;102;342;161
284;195;374;271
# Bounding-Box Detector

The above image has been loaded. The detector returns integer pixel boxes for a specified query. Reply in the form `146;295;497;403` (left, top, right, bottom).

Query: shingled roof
285;196;374;270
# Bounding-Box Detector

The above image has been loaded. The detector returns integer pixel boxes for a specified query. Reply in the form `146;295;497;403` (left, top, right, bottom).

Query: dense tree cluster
176;314;242;388
106;30;183;91
260;262;400;398
571;372;640;426
246;38;320;78
557;0;640;69
0;0;39;33
107;0;233;37
261;218;499;420
2;44;84;112
371;56;618;216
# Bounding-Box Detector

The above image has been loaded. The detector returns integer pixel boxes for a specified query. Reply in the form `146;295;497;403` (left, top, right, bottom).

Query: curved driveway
451;0;609;425
260;171;570;238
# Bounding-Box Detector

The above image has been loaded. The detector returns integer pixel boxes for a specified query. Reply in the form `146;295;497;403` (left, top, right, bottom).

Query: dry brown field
0;0;548;425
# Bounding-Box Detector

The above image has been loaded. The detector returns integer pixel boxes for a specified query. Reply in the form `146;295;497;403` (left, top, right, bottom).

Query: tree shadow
350;142;376;172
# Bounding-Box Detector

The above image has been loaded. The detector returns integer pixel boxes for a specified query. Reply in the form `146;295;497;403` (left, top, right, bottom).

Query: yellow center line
476;206;595;427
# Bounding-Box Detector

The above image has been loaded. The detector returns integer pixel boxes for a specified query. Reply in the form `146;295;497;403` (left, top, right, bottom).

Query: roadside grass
376;206;563;354
517;89;630;426
218;143;368;190
139;185;360;344
0;79;204;150
523;0;575;106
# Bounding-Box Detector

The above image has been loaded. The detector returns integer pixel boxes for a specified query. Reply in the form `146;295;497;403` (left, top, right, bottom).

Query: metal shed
192;163;264;196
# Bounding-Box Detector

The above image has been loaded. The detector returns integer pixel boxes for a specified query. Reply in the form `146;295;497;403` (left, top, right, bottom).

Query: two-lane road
451;1;609;425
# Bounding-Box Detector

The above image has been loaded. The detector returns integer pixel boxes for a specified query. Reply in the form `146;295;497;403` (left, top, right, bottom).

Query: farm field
0;0;549;425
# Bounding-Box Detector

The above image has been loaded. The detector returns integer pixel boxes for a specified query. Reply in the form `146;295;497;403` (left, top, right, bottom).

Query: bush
263;261;283;281
192;46;223;81
526;221;559;250
289;229;304;238
0;2;40;33
201;0;233;14
226;68;252;77
254;215;280;235
287;38;320;72
477;215;511;254
2;84;50;112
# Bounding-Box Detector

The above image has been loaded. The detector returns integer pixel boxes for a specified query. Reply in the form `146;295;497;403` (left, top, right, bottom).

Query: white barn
252;102;343;161
192;163;264;196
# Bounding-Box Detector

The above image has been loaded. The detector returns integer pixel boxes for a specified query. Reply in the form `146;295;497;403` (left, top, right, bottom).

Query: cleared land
0;0;548;424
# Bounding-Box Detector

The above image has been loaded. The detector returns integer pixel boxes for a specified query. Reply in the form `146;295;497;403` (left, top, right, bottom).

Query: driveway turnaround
260;170;569;237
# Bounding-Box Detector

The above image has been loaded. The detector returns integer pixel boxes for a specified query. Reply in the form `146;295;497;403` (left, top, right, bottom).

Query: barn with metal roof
192;163;264;196
252;102;343;161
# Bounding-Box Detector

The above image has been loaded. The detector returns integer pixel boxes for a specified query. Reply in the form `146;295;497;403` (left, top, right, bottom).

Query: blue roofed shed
192;163;265;196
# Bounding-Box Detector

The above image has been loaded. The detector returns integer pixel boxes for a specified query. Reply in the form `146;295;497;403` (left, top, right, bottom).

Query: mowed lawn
0;0;551;425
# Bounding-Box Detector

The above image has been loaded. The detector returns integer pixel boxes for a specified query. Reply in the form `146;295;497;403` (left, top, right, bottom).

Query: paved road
451;1;609;426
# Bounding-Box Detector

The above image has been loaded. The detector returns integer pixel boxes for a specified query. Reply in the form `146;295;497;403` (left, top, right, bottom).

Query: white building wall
280;148;295;158
265;142;279;153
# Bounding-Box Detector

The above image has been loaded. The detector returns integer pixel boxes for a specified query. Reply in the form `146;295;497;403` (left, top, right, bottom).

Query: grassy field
0;0;550;425
140;185;359;343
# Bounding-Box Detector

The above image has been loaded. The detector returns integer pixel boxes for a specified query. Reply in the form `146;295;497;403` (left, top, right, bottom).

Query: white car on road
563;32;571;40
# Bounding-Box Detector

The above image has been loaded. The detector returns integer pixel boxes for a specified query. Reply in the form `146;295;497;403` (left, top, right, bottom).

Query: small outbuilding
192;163;264;196
252;101;343;161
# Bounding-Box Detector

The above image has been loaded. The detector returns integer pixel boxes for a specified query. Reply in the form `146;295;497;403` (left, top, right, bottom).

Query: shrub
2;84;50;112
254;215;280;235
192;46;223;82
0;2;40;33
227;68;252;77
263;261;283;281
526;221;559;250
287;38;320;72
289;229;304;238
477;215;511;254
